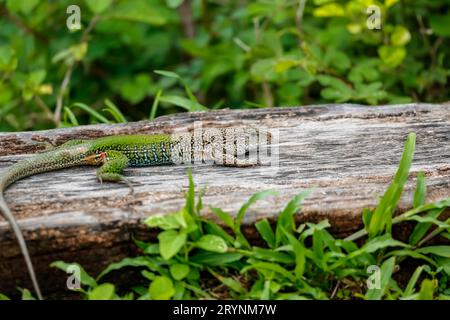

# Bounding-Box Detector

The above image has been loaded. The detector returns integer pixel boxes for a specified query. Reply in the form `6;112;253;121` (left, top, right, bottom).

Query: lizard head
85;152;107;165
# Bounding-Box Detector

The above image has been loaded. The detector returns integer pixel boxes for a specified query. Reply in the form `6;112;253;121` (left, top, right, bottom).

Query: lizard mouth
84;152;107;165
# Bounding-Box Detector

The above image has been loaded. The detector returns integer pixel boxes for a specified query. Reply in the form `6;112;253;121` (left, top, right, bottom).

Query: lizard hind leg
96;150;135;193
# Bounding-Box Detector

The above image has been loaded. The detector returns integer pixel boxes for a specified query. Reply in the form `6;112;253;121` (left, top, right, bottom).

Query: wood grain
0;103;449;296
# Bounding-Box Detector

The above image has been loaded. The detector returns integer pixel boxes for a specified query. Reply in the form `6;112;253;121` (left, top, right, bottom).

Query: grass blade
413;171;426;208
255;219;276;248
408;208;445;246
63;106;79;126
365;256;396;300
103;99;127;123
368;133;416;237
69;102;111;124
403;265;425;297
275;189;312;246
149;89;162;120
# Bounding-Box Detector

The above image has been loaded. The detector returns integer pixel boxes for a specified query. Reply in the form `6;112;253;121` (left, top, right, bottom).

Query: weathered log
0;103;449;296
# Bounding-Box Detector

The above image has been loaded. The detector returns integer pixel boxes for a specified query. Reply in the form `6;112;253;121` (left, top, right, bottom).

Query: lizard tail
0;192;43;300
0;145;91;300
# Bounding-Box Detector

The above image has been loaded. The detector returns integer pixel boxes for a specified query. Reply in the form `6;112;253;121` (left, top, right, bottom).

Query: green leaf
185;167;196;216
103;99;126;123
368;133;415;237
429;14;450;37
275;189;311;246
85;0;113;14
7;0;39;14
313;3;345;17
413;171;426;208
19;288;36;300
403;265;425;297
144;210;186;230
416;246;450;258
88;283;115;300
274;58;299;73
118;74;153;104
210;206;234;229
68;102;111;124
395;198;450;223
149;276;175;300
253;247;294;264
190;252;242;266
281;227;306;279
28;70;46;86
390;26;411;46
149;90;162;120
203;221;235;244
312;229;325;268
385;249;436;266
219;277;246;294
385;0;399;8
106;0;167;25
63;107;80;126
195;235;228;253
378;45;406;68
407;214;449;229
418;279;434;300
235;190;278;248
154;70;198;103
434;257;450;276
362;208;373;231
71;42;88;61
317;75;353;102
324;49;351;71
365;257;396;300
166;0;183;9
50;261;97;288
97;256;157;280
250;59;276;82
158;230;187;260
0;293;10;300
350;235;408;259
299;220;331;240
0;46;18;72
159;95;207;111
237;190;278;231
241;262;295;282
209;270;246;294
255;219;276;248
169;264;190;280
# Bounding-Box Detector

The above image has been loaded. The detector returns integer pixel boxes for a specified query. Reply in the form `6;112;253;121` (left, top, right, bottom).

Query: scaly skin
0;128;262;299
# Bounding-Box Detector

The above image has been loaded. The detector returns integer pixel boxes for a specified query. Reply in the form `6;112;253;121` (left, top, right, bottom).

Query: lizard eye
96;152;107;161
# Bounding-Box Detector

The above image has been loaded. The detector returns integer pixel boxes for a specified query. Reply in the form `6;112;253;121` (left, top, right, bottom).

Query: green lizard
0;127;264;300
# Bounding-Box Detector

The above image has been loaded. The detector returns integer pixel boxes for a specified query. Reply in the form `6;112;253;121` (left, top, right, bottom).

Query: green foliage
35;135;450;300
0;0;449;131
367;132;415;238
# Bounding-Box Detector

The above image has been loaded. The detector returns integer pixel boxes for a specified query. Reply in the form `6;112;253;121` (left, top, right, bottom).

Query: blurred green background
0;0;448;131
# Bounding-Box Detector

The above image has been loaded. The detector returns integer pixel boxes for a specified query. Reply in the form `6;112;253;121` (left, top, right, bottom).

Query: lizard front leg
96;150;135;193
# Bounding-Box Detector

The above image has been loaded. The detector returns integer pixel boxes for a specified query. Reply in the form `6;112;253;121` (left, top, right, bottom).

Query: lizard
0;127;267;300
